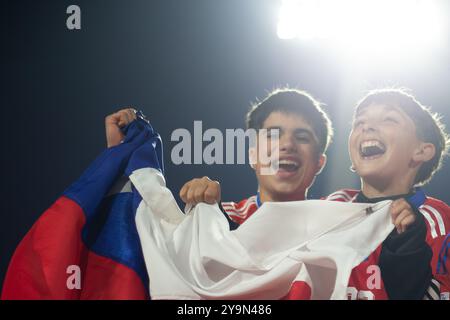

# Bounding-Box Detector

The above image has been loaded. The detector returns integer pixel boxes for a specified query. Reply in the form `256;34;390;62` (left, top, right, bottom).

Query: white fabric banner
130;168;394;300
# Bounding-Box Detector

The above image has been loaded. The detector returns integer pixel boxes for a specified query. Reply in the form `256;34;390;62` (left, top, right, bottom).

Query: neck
361;176;415;199
259;189;307;203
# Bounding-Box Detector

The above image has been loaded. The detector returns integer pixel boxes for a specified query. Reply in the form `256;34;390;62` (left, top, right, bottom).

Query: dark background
1;0;449;290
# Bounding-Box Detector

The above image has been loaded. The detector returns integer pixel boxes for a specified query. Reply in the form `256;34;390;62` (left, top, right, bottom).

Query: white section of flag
131;168;394;300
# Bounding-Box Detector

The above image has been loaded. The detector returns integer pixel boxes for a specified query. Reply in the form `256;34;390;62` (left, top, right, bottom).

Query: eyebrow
356;105;402;118
264;126;316;137
294;128;315;136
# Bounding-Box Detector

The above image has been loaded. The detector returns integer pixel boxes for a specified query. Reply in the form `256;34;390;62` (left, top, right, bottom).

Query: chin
358;170;392;185
273;186;303;198
357;170;381;182
355;162;386;176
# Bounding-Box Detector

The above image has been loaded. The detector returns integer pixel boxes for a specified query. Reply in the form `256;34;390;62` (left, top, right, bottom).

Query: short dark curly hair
355;88;450;186
246;88;333;154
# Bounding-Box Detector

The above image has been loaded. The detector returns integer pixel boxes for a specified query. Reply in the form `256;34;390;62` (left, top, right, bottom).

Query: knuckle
194;189;204;199
204;190;217;199
401;199;410;208
186;190;194;201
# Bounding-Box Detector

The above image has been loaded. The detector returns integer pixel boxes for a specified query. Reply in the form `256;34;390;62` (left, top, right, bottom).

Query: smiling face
251;111;326;202
349;103;428;194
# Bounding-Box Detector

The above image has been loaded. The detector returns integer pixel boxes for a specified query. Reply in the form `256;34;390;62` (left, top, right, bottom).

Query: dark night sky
1;0;449;289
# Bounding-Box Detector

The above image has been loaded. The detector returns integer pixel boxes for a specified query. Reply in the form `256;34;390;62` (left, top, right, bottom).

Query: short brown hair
355;88;450;186
246;88;333;154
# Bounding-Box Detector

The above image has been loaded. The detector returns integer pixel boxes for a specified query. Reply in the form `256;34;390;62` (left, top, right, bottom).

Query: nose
361;119;378;133
279;133;297;153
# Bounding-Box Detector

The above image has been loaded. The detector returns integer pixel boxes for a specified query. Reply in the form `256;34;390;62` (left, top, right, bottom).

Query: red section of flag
2;196;147;300
283;281;312;300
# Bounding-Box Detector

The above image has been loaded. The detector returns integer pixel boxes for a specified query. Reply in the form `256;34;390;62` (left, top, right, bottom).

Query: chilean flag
2;113;394;300
1;113;162;299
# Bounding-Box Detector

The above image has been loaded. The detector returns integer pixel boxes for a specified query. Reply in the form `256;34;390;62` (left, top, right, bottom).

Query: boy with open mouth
326;89;449;300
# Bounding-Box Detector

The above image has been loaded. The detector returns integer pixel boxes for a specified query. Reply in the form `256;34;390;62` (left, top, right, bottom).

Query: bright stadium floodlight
277;0;444;55
277;0;321;40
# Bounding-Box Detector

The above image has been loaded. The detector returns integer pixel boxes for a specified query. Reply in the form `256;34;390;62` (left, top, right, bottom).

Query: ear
315;154;327;176
248;147;257;170
413;142;436;163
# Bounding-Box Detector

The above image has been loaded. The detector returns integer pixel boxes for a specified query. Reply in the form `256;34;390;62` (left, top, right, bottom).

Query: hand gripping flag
1;113;162;299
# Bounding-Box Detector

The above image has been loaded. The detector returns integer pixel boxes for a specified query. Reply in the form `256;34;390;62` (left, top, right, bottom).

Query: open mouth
274;159;300;173
359;140;386;159
278;160;300;172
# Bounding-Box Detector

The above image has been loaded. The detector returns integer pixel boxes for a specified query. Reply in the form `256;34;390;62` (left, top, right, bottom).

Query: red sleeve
420;198;450;299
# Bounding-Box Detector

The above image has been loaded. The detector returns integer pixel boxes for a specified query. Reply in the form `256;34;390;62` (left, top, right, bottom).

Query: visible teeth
359;139;386;158
278;160;299;166
360;140;385;151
